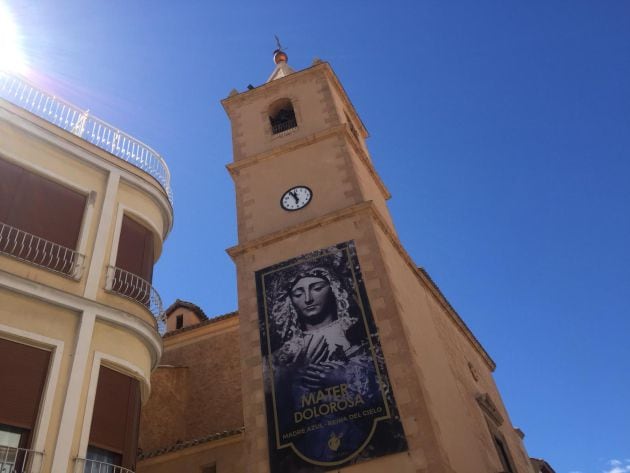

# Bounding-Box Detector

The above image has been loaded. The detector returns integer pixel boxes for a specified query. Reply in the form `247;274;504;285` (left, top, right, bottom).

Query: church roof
162;310;238;339
163;299;209;321
138;427;244;459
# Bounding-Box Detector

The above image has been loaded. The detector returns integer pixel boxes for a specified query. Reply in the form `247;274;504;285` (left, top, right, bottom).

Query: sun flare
0;2;28;74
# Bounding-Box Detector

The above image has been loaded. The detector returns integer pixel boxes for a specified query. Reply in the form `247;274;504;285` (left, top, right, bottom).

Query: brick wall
139;318;243;453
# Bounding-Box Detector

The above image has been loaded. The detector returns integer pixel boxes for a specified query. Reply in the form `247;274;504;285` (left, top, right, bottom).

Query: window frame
0;156;94;278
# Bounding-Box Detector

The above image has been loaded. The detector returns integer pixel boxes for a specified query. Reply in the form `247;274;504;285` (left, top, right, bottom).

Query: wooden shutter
0;157;86;249
0;158;26;223
89;367;141;469
115;215;154;282
0;338;50;431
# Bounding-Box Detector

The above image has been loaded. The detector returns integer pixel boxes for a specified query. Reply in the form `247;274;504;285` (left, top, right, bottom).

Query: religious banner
255;241;408;472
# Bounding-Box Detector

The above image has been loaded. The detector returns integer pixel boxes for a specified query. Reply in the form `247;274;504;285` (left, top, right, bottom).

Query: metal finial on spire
274;35;284;51
273;35;288;64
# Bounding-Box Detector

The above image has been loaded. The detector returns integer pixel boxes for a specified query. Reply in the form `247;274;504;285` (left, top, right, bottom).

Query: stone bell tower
222;48;534;473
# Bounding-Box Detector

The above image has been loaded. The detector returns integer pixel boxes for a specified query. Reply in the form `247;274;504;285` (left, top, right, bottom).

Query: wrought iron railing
0;445;43;473
75;458;134;473
106;265;164;328
271;117;298;134
0;72;172;204
0;221;85;278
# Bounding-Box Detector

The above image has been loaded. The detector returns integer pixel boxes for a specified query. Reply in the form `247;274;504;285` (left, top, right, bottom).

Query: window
0;424;28;473
115;215;154;283
176;314;184;329
84;445;122;473
111;215;155;306
88;367;141;471
0;158;86;274
494;435;515;473
269;98;297;134
0;338;50;445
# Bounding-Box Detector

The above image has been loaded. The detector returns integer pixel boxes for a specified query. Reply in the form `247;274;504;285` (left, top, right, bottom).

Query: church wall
371;222;535;473
138;366;189;453
226;67;337;161
232;134;360;243
233;213;428;473
345;141;395;230
137;436;245;473
139;321;243;454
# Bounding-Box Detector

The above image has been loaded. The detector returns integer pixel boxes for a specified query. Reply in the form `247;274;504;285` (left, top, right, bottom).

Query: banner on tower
255;241;408;472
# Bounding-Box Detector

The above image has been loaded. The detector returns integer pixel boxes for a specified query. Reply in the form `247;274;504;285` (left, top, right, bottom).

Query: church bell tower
222;48;534;473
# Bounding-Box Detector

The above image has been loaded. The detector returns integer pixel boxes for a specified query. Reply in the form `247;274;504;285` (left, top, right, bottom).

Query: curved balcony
0;445;43;473
0;72;172;205
0;221;85;279
105;265;165;331
75;458;134;473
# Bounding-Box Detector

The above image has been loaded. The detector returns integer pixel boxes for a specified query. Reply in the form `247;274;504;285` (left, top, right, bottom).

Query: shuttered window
89;367;141;470
115;215;154;283
0;338;51;444
0;158;86;249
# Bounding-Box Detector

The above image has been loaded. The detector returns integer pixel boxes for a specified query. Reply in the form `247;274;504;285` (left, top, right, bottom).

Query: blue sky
4;1;629;472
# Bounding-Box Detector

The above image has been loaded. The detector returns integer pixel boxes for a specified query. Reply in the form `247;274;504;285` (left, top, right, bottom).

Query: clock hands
281;186;312;211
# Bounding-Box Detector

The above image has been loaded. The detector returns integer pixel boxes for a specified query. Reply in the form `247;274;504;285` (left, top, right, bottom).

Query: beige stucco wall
0;117;107;297
0;95;171;473
0;287;79;473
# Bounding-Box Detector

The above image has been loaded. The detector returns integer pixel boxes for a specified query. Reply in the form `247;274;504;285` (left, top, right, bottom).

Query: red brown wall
139;318;243;454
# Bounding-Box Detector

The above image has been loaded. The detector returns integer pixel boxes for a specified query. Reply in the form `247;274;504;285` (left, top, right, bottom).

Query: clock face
280;186;312;211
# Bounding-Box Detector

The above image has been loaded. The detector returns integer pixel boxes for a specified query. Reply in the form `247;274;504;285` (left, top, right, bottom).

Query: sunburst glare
0;1;28;74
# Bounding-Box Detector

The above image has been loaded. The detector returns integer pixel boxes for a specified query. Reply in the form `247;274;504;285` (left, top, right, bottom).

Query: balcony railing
75;458;134;473
106;265;164;329
271;117;298;135
0;445;43;473
0;72;172;205
0;221;85;279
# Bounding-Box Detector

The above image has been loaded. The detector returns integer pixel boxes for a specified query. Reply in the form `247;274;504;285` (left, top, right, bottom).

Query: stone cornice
0;268;163;368
0;101;174;236
226;200;495;371
226;124;390;200
476;392;504;426
221;61;369;139
226;201;373;258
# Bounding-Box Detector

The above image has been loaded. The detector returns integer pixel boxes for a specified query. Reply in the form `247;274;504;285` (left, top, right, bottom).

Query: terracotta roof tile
164;299;210;321
162;311;238;339
138;427;245;460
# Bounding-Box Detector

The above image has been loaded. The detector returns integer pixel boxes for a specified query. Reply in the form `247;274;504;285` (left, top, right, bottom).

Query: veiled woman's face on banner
290;276;334;324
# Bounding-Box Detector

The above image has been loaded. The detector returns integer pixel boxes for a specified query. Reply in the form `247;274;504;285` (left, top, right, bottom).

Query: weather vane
274;35;285;52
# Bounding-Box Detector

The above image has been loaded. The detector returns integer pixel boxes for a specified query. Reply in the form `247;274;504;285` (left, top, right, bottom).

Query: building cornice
221;61;369;139
226;201;495;371
0;268;163;368
0;100;174;237
226;124;390;200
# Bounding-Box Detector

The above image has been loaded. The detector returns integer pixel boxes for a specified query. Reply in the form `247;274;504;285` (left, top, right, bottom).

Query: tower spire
267;35;294;82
